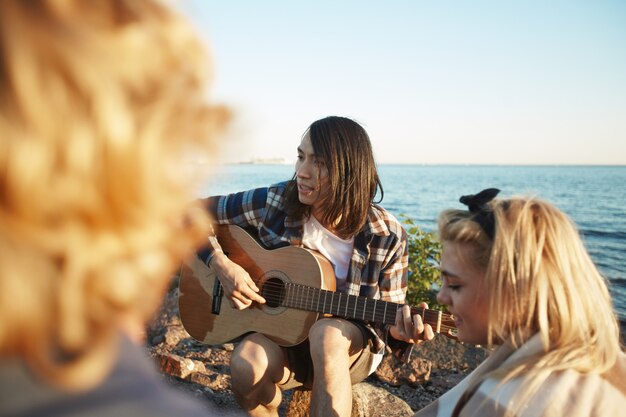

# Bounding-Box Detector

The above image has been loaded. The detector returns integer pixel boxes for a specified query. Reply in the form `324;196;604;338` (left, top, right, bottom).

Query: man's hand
389;302;435;344
209;252;266;310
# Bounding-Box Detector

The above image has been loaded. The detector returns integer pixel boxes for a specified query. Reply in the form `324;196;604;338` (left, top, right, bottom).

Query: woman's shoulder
537;368;626;415
480;366;626;416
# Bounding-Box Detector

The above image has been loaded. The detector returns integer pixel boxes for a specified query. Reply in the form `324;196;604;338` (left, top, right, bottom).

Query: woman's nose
436;287;449;305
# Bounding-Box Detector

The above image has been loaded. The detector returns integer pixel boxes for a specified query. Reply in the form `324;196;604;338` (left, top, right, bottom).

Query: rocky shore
146;279;490;416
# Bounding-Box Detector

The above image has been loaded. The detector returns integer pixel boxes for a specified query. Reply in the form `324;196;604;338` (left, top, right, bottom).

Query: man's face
295;133;330;220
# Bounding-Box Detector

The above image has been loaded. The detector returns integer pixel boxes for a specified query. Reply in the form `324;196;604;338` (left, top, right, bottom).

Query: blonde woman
0;1;232;416
415;189;626;416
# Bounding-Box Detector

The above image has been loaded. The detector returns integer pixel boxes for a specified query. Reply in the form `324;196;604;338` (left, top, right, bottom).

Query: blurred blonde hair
0;0;228;389
439;196;621;411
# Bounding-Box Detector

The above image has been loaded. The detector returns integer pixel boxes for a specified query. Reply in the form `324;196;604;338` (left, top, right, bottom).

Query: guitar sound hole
261;277;284;308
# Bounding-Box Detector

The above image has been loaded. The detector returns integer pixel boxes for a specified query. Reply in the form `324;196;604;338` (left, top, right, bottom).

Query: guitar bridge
212;278;223;314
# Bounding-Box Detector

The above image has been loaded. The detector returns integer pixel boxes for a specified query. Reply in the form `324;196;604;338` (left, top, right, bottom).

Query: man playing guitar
198;116;434;417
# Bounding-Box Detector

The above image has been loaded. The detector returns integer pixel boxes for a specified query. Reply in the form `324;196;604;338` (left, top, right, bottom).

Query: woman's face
295;133;330;220
437;241;490;345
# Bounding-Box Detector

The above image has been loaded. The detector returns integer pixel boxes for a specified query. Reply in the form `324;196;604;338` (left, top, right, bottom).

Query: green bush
401;216;443;310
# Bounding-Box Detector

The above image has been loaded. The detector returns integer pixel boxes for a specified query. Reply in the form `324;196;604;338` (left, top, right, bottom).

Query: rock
222;343;236;352
190;371;231;391
154;352;206;379
351;383;413;417
150;332;165;345
428;370;465;391
375;353;432;386
285;390;312;417
163;325;190;347
411;334;490;371
286;383;413;417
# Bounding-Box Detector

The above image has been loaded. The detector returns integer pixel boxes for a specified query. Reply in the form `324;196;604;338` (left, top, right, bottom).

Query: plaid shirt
198;181;412;358
200;181;408;303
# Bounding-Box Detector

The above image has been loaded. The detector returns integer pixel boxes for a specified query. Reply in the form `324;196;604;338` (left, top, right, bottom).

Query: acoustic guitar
178;224;457;346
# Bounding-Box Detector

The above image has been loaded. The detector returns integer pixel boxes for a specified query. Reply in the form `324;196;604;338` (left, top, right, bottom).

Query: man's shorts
279;320;380;390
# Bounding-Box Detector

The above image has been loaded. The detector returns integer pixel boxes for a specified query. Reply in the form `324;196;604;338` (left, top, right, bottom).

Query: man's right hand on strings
209;252;266;309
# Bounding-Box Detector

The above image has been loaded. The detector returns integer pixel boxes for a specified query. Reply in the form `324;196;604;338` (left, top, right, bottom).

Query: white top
302;215;354;292
302;215;383;375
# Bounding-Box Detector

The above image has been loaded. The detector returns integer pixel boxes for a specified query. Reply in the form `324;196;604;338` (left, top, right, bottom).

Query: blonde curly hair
0;0;229;389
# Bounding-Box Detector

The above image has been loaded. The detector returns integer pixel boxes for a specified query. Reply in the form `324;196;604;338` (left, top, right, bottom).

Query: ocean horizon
230;161;626;167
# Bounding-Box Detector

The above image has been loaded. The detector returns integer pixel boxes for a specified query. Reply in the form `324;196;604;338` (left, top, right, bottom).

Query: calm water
201;164;626;322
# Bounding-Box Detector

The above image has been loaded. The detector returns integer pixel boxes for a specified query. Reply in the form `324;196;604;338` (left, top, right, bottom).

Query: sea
200;164;626;324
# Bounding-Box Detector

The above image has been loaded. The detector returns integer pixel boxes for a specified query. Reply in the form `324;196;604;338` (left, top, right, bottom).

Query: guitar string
252;280;456;324
240;280;458;336
256;280;454;320
259;282;454;321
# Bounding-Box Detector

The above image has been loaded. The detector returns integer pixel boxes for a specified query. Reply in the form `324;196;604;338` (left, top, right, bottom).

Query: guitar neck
278;281;455;337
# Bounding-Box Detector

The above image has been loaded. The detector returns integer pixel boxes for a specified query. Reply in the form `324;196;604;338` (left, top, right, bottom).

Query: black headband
459;188;500;239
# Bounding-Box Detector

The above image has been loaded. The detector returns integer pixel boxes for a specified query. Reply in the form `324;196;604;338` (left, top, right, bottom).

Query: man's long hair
284;116;383;239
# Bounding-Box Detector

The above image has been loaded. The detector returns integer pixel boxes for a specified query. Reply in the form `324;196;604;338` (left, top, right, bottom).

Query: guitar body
178;225;337;346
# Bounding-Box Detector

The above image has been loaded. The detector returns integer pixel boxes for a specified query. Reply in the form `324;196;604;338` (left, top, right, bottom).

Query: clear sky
176;0;626;165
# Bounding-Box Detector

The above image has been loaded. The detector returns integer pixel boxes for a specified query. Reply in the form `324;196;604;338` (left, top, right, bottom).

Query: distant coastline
237;157;294;165
229;160;625;167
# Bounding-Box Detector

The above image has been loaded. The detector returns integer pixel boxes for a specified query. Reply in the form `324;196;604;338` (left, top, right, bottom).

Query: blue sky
176;1;626;165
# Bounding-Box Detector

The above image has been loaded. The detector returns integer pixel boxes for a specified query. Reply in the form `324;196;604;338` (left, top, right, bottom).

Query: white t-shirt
301;215;354;292
302;215;384;375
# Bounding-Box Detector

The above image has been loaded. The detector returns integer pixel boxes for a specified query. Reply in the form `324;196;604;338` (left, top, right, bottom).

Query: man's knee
310;318;361;342
231;334;268;377
230;333;285;388
308;319;358;359
230;334;288;411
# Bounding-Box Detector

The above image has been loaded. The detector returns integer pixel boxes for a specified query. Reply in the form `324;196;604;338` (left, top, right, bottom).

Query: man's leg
230;333;290;417
308;318;366;417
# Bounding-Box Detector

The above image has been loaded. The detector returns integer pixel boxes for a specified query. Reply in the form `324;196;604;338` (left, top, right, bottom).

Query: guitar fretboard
280;282;447;332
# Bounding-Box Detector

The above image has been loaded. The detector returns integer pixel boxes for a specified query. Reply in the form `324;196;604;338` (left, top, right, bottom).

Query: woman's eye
448;285;461;291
